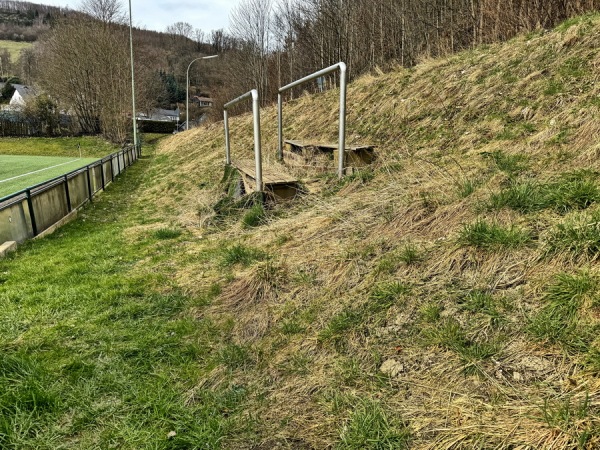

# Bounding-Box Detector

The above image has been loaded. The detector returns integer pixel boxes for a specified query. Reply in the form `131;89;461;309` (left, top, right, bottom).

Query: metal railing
223;89;263;192
0;144;141;244
278;62;347;178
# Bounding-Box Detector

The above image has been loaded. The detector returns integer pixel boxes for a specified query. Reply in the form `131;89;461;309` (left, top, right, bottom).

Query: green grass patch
0;136;118;158
0;141;250;447
369;281;410;313
220;243;267;267
459;219;532;250
546;209;600;259
337;398;411;449
423;319;501;375
0;39;33;61
0;154;100;197
528;272;598;353
481;150;529;176
242;203;266;228
487;172;600;214
153;227;183;240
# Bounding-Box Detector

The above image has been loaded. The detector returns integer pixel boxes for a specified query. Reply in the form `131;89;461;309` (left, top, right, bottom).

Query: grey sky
40;0;237;34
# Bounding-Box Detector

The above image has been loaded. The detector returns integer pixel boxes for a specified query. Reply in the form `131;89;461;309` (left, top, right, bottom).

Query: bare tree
80;0;125;24
38;16;132;142
230;0;273;102
166;21;194;40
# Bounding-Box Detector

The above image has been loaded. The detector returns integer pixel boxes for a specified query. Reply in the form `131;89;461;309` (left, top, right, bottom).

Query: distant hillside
0;1;69;42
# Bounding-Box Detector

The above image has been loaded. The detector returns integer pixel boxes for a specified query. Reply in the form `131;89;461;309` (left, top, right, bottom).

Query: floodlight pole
128;0;138;152
186;55;218;130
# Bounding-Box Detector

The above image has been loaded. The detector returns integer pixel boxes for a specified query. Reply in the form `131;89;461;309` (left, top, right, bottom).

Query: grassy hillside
0;39;32;61
2;13;600;449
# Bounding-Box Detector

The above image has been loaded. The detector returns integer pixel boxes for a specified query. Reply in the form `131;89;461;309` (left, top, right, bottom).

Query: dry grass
127;14;600;449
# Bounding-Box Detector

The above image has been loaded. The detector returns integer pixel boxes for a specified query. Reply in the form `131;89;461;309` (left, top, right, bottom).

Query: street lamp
186;54;218;131
128;0;137;151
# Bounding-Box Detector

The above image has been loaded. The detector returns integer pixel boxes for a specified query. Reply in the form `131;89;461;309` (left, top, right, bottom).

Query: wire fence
0;144;141;244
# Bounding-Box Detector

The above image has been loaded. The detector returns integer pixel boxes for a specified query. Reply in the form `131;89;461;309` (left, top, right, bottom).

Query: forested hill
0;1;69;42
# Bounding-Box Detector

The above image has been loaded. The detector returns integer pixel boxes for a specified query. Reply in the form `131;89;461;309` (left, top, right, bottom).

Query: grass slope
0;39;32;61
3;13;600;450
0;155;99;197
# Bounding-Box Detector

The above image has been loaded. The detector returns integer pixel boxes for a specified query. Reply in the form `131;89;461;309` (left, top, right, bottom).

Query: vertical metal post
251;89;262;192
64;175;72;212
224;109;231;165
26;189;37;236
277;93;283;161
338;62;347;178
128;0;138;150
100;161;106;190
110;156;115;182
86;166;93;202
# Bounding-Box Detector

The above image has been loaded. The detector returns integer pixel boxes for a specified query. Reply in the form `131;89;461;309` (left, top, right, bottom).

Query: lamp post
128;0;138;151
186;54;218;130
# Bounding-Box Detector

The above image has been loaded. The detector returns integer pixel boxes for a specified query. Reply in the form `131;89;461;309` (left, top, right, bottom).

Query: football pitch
0;155;100;198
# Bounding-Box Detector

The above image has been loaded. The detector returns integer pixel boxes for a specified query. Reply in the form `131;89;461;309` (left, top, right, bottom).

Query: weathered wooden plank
285;139;374;152
231;159;297;185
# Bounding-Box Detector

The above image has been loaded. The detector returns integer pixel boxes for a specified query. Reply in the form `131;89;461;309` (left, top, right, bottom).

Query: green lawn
0;141;246;448
0;155;100;198
0;136;122;197
0;136;119;158
0;39;33;62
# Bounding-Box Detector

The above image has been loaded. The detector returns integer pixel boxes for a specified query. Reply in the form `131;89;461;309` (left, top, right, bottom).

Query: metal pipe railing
223;89;263;193
277;62;347;178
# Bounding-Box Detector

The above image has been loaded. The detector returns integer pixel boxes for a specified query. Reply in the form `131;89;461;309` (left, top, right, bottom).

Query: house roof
13;84;38;100
137;108;180;121
193;96;214;103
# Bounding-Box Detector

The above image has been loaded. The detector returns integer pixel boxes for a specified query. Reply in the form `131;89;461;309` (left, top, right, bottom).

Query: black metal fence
0;145;141;244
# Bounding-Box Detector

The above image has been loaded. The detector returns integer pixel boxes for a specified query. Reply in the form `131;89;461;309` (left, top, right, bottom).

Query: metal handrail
277;62;347;178
223;89;263;193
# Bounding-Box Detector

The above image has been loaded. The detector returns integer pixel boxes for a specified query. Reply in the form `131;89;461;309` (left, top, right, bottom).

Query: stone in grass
380;359;405;378
167;431;177;439
0;241;17;258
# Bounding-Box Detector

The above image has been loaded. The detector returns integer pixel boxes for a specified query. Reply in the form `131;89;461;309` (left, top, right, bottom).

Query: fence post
100;161;105;190
25;189;37;236
86;166;93;202
64;175;72;212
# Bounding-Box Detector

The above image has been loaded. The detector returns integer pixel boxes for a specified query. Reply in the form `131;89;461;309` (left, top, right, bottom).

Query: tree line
213;0;599;113
12;0;599;143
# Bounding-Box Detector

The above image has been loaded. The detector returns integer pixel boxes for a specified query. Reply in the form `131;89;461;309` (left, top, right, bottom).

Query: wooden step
284;140;375;171
231;159;300;200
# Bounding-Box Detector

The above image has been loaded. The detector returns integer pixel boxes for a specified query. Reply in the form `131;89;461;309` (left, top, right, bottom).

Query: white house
192;96;214;107
9;84;38;108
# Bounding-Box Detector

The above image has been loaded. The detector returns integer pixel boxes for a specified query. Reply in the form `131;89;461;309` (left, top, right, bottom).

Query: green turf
0;140;249;448
0;136;119;158
0;155;100;198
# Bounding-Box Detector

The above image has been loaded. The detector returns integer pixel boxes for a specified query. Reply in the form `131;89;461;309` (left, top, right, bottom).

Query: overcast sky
39;0;237;34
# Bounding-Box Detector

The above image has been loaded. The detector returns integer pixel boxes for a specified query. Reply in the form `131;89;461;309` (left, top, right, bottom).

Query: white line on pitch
0;158;82;184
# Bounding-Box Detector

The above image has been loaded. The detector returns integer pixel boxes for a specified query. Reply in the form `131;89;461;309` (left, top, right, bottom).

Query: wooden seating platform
284;140;375;172
231;159;300;200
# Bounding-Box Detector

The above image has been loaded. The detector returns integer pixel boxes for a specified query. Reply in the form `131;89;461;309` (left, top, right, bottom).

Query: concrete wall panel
32;184;69;232
0;200;33;243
